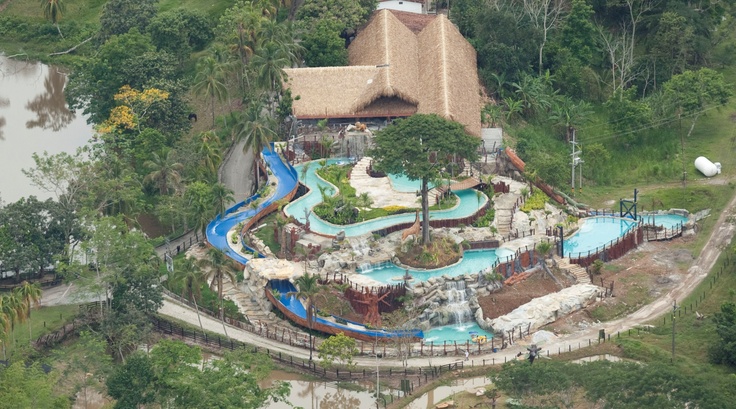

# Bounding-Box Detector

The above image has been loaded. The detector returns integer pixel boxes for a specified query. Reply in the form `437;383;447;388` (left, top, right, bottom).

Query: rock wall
411;273;503;330
478;283;600;336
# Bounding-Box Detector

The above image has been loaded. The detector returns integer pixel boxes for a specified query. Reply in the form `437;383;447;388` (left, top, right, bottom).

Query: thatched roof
284;9;480;136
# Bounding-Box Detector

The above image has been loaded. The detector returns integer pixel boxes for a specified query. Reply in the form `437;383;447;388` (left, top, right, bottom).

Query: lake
0;55;93;204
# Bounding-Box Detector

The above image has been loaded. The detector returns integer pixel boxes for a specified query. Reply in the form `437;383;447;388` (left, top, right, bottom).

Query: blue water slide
269;280;423;340
206;150;424;339
205;146;299;265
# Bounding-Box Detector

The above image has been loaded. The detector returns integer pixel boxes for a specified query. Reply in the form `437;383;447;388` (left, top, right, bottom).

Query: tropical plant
197;248;239;337
290;272;320;361
211;183;235;218
195;131;222;180
172;257;206;331
193;56;228;128
143;149;184;195
41;0;65;37
234;99;276;191
14;281;41;344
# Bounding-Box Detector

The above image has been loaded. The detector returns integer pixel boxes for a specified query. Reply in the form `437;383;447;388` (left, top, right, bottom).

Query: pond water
0;55;93;204
260;370;493;409
262;370;377;409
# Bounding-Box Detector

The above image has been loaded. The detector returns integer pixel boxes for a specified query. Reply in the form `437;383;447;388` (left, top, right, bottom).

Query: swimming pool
359;248;516;284
388;173;435;192
284;160;488;237
640;213;688;229
563;216;639;258
422;322;494;345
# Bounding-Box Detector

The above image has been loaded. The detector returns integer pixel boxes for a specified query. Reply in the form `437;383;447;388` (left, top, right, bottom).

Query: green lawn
3;303;79;355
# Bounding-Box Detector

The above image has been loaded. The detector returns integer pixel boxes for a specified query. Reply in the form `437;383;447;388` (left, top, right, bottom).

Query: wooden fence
569;227;643;267
0;277;62;291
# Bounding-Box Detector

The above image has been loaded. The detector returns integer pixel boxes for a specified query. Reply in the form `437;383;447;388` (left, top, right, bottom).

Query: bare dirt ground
542;238;696;334
478;271;575;320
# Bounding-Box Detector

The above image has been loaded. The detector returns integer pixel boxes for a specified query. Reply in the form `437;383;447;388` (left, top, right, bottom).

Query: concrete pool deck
350;157;422;208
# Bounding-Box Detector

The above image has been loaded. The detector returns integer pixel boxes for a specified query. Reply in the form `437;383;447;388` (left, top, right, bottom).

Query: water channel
260;369;493;409
0;55;93;204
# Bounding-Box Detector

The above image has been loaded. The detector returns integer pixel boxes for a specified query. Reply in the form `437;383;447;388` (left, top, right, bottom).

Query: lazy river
283;160;489;237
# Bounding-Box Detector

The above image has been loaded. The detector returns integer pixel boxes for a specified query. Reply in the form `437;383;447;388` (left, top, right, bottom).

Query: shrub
521;190;549;212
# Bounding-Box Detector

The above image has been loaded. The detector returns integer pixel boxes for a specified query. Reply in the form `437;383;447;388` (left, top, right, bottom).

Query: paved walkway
154;139;256;258
157;185;736;367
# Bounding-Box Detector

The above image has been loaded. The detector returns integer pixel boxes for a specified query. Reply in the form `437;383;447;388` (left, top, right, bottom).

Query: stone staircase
493;190;520;238
554;256;591;284
221;278;277;325
351;157;372;182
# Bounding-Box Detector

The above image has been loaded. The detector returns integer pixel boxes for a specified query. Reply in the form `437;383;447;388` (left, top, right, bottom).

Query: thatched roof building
283;9;481;136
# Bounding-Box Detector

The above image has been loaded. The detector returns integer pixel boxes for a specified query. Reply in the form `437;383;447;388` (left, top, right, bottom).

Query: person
465;350;469;361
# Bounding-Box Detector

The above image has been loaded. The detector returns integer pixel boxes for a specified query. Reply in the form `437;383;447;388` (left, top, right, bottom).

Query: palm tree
196;131;222;180
251;42;290;105
291;272;320;362
2;292;26;348
172;257;207;331
0;294;18;358
198;248;239;337
548;96;593;142
41;0;65;38
15;281;41;345
233;100;276;191
143;149;184;195
193;56;228;129
189;197;215;240
211;183;235;218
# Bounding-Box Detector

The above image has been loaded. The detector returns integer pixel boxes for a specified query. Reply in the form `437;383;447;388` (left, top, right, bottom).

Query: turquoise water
564;216;639;258
388;173;435;192
423;323;494;345
359;248;516;284
641;214;687;229
284;160;489;237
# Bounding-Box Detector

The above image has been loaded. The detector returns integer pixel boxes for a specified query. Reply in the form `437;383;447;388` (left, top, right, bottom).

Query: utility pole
570;129;582;195
671;299;678;363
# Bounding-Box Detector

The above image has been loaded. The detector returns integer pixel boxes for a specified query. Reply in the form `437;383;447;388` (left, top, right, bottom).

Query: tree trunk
254;158;261;192
421;178;430;244
211;95;216;129
28;310;32;345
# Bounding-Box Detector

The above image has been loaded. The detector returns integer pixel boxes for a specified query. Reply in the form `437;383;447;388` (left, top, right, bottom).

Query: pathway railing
567;226;643;267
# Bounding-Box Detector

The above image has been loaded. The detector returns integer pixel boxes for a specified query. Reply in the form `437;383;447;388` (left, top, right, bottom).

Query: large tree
711;302;736;367
97;0;159;44
369;114;480;244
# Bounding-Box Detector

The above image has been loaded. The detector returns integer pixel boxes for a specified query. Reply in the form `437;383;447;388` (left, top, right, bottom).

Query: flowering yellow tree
97;85;169;135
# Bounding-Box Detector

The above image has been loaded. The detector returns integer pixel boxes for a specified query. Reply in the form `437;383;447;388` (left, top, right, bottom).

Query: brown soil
396;237;462;269
477;271;572;320
542;238;695;334
314;284;364;324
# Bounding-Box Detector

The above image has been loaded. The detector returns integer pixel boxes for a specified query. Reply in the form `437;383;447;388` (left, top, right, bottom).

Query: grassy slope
0;0;235;59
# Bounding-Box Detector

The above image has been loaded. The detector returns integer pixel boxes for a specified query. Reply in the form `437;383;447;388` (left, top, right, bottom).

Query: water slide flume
205;150;425;340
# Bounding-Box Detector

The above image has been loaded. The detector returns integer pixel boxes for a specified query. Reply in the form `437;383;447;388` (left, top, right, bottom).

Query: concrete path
156;187;736;368
154;139;256;258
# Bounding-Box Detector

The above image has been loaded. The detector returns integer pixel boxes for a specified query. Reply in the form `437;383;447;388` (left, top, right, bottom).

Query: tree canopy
369;114;480;243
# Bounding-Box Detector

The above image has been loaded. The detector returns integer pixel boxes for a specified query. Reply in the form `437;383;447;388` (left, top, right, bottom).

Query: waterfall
444;281;472;324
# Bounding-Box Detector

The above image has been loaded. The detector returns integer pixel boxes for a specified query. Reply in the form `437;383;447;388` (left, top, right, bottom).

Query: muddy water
262;370;377;409
405;376;493;409
0;55;93;203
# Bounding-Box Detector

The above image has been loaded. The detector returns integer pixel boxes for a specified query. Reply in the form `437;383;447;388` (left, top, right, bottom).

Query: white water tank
694;156;721;177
